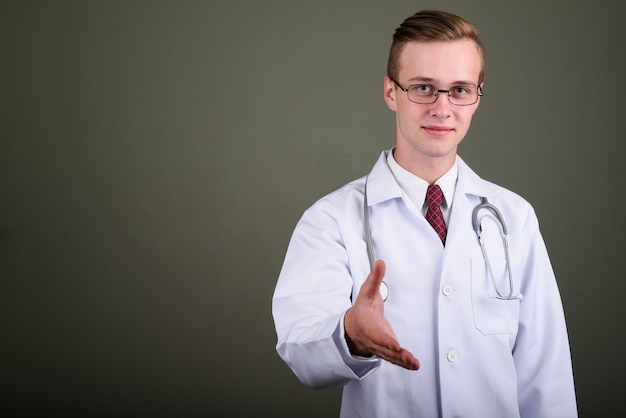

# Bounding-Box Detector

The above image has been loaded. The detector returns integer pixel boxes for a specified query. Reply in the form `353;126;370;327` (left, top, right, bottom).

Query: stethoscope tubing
363;178;521;302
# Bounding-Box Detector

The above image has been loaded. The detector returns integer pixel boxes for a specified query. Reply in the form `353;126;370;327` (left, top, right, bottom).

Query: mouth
423;125;454;136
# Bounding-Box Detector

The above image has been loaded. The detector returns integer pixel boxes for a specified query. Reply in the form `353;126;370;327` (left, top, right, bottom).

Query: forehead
398;40;482;84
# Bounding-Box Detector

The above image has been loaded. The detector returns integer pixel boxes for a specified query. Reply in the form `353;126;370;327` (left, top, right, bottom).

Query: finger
386;350;420;370
363;327;419;370
369;343;420;370
371;345;420;370
360;260;386;299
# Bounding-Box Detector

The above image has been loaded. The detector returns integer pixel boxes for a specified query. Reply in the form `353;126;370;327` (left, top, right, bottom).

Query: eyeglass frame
390;77;483;106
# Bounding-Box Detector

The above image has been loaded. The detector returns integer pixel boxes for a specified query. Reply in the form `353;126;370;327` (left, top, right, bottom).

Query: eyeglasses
391;78;483;106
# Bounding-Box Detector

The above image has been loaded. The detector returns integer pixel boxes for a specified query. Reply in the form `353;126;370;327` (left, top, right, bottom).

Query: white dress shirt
386;149;457;226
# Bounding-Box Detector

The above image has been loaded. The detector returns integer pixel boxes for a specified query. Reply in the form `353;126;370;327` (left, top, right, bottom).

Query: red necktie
426;184;447;245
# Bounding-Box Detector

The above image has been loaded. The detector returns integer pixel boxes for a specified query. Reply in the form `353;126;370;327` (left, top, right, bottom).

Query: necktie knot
425;184;446;245
426;184;443;208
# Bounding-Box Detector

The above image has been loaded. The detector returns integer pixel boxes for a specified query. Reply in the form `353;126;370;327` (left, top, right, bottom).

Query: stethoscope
363;180;522;302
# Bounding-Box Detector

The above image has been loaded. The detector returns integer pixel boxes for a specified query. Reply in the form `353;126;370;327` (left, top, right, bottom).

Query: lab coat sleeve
513;207;578;417
272;197;381;389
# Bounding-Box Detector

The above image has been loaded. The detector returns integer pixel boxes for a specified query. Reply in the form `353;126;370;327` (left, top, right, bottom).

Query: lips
423;125;454;136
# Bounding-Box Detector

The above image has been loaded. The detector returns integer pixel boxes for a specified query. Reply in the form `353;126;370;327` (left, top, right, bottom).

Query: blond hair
387;10;485;84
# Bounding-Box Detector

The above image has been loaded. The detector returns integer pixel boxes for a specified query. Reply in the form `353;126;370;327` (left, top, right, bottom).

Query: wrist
344;309;372;357
345;333;372;357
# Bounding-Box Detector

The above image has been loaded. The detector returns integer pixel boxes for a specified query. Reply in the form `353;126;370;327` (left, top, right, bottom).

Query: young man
272;10;577;417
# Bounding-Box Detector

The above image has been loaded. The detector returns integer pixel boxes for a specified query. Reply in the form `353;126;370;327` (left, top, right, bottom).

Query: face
384;40;483;169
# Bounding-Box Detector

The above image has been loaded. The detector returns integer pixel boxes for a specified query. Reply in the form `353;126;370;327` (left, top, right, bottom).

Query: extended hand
344;260;420;370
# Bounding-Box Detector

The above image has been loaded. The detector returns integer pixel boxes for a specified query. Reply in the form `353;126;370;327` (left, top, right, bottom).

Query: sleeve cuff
333;311;381;378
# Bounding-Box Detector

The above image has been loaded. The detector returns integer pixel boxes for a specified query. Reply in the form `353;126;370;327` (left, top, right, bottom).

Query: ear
383;76;398;111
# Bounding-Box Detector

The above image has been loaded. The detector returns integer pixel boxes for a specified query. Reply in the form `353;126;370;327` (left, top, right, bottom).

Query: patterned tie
426;184;447;245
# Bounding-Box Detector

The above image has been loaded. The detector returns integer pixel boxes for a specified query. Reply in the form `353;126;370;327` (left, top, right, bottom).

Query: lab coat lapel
446;156;490;247
365;150;403;206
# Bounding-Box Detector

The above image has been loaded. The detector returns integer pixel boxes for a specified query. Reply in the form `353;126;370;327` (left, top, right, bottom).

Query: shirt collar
386;149;458;211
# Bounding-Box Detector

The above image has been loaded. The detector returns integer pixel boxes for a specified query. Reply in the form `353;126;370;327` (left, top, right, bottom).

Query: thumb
361;260;386;299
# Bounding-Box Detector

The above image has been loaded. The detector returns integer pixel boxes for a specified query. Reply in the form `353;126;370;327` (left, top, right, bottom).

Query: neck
392;147;456;184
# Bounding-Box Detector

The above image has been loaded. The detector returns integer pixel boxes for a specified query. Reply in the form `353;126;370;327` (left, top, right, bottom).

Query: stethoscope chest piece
379;281;389;301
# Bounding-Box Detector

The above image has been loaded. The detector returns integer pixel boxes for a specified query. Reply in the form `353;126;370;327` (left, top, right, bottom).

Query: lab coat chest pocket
470;256;520;335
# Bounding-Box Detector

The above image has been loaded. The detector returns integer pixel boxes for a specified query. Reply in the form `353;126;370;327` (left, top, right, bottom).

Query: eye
451;86;472;96
413;84;434;95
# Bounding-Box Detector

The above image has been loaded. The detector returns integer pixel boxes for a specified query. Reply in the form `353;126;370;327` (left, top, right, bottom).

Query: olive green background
2;1;624;416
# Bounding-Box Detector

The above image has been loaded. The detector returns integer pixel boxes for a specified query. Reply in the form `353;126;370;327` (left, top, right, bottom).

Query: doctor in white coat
272;9;577;418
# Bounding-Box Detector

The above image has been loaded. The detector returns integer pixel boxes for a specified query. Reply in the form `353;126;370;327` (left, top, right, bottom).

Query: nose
430;92;451;118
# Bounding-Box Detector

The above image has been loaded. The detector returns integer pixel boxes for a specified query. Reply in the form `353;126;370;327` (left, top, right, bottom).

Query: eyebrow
407;76;477;87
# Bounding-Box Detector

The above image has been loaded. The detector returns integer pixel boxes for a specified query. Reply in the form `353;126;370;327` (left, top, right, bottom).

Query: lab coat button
447;350;458;363
442;284;454;296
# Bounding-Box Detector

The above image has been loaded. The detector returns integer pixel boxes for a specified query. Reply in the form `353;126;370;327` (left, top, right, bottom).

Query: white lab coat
272;151;577;418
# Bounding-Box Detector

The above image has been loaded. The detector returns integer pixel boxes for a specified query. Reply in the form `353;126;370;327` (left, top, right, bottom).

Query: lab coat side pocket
470;257;520;335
